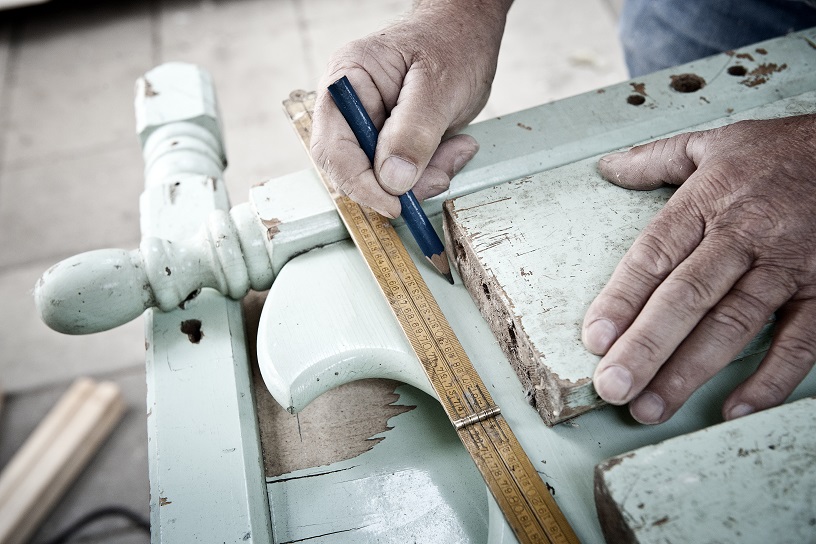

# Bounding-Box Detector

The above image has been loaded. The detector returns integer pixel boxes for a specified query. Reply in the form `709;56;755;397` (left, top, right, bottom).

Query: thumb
598;130;711;190
374;72;461;196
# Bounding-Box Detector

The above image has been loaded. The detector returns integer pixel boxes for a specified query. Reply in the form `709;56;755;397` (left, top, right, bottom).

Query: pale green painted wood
595;397;816;544
262;221;816;543
258;31;816;543
137;63;272;544
266;385;489;543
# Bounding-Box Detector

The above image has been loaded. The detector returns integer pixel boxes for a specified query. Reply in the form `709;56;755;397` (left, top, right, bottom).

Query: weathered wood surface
594;396;816;544
442;87;813;426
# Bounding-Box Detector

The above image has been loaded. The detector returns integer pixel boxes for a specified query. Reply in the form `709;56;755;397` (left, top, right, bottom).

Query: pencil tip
428;252;454;284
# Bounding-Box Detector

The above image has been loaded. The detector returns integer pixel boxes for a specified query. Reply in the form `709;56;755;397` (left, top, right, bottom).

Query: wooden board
594;396;816;544
444;158;672;425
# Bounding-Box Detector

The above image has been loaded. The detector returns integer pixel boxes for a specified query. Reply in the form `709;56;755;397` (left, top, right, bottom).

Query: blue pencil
327;76;454;285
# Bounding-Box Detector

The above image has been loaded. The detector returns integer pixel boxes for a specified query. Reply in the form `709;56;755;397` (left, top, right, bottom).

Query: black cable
41;506;149;544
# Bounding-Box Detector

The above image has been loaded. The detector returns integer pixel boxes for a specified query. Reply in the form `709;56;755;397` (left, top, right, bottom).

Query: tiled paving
0;0;626;541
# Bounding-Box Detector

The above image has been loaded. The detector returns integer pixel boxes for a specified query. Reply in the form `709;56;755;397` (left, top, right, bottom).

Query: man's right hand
310;0;513;218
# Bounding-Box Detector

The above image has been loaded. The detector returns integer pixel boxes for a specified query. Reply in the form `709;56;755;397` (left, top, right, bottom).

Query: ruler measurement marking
356;204;491;419
283;92;579;544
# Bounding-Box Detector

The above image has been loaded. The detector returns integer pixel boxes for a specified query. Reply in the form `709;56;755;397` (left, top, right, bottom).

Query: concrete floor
0;0;626;542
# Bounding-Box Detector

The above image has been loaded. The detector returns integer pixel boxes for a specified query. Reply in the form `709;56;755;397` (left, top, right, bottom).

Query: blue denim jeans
620;0;816;76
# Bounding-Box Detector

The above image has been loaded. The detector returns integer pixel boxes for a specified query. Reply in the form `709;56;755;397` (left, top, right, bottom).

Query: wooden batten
0;378;125;544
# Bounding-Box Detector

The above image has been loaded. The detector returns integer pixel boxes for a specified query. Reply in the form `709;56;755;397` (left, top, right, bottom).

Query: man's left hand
583;114;816;424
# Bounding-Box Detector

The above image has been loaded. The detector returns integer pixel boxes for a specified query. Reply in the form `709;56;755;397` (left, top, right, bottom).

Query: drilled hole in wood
728;65;747;76
180;319;203;343
626;94;646;106
669;73;705;93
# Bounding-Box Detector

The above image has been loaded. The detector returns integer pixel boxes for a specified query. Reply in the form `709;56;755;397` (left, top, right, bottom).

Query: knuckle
668;272;718;317
705;293;768;342
772;335;816;376
750;338;816;407
623;333;665;364
627;232;679;282
659;368;692;401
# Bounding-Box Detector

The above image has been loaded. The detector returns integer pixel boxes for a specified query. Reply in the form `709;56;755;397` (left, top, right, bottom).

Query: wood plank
594;396;816;544
0;379;125;544
442;88;815;425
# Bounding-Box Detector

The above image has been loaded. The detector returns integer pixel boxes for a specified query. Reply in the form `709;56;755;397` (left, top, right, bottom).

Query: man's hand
310;0;513;218
583;114;816;424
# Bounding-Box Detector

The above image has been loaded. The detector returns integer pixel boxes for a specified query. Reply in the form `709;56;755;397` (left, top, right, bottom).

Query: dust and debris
262;217;282;240
545;482;556;496
164;267;171;276
520;267;533;277
596;88;606;94
735;52;754;61
726;107;734;114
740;63;788;87
652;516;670;526
756;47;768;55
159;497;172;506
801;36;816;51
517;122;532;131
699;96;710;104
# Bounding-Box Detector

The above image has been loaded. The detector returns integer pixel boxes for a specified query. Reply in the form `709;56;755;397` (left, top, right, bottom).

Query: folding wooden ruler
283;90;579;544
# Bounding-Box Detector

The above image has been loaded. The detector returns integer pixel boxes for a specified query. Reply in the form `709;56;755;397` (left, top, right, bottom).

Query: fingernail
630;391;665;424
594;365;633;404
727;403;754;420
583;318;618;354
380;156;417;193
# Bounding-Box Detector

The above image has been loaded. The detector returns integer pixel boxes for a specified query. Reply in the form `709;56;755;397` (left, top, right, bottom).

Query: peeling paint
143;78;159;97
740;62;788;87
262;217;282;240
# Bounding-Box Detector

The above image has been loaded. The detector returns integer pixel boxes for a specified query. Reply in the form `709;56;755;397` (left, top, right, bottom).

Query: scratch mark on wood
266;465;359;484
452;196;512;213
278;526;370;543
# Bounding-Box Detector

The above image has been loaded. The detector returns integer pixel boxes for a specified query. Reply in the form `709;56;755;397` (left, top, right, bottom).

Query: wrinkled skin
310;0;816;424
585;114;816;424
311;1;512;218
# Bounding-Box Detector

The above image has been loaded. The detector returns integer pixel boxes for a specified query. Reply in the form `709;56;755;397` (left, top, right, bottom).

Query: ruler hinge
453;405;502;430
